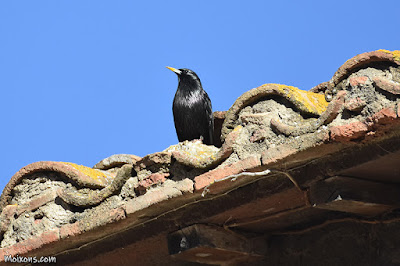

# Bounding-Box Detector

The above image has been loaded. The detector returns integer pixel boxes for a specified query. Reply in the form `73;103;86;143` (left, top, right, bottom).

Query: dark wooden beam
309;176;400;216
167;224;264;264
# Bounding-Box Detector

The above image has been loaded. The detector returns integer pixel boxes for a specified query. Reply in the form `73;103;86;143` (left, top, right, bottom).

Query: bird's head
166;66;202;89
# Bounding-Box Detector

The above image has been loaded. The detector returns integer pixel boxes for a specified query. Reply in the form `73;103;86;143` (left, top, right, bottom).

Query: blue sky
1;1;399;193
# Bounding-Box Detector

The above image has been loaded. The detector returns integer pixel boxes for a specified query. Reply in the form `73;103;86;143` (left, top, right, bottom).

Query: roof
1;50;400;265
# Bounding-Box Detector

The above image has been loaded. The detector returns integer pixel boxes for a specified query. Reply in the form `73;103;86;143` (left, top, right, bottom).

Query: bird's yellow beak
166;66;182;75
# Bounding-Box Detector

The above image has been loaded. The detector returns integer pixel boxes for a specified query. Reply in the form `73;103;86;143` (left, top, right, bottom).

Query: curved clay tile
310;50;400;97
310;81;330;94
58;164;133;207
220;84;328;141
93;154;142;170
330;50;400;87
0;161;114;210
164;124;244;169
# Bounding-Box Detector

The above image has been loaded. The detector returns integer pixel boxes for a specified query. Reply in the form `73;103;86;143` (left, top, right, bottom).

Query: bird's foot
191;138;203;145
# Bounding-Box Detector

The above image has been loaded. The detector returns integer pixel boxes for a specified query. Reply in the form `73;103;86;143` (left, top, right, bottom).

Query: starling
166;67;214;145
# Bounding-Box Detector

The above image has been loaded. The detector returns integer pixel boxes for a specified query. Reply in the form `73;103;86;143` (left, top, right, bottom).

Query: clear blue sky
1;1;399;193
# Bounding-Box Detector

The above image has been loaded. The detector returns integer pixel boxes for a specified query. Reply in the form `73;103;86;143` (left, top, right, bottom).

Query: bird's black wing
172;89;214;145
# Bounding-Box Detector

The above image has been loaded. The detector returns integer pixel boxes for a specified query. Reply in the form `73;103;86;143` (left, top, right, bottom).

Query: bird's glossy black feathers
170;68;214;145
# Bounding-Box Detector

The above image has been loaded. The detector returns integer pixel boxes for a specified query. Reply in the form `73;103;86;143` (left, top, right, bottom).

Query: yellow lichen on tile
378;49;400;62
164;140;220;167
270;84;328;115
63;162;107;180
394;51;400;62
232;125;243;132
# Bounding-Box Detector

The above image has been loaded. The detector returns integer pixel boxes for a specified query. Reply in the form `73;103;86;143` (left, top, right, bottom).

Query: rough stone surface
9;173;67;206
0;172;75;248
261;145;298;165
1;200;74;248
373;76;400;95
59;222;80;239
0;229;59;258
0;205;17;234
135;152;172;172
0;162;114;211
194;156;261;190
57;164;134;207
369;105;398;125
125;185;182;214
165;140;222;168
120;177;139;199
330;50;400;88
349;76;368;87
221;83;328;141
344;97;366;112
137;173;169;193
329;121;369;142
93;154;142;170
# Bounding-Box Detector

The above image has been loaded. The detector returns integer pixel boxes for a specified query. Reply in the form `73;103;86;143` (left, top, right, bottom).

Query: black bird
167;67;214;145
